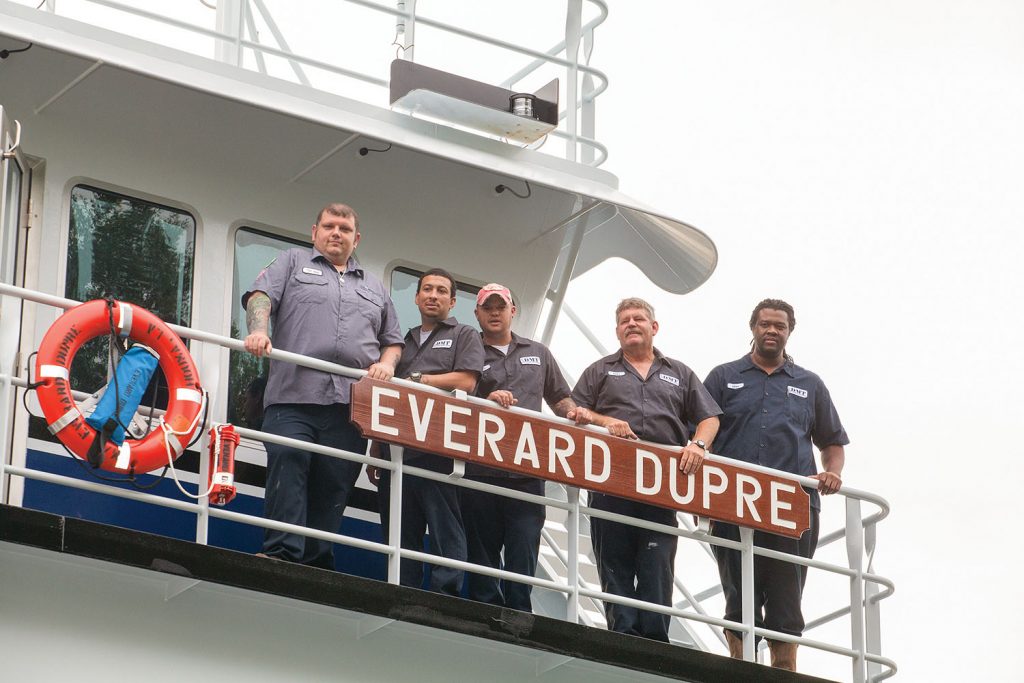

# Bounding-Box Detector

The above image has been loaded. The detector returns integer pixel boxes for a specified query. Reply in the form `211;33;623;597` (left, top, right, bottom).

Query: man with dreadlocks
703;299;848;672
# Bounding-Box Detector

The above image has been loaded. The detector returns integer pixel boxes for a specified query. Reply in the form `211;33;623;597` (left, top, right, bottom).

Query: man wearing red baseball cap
463;283;579;612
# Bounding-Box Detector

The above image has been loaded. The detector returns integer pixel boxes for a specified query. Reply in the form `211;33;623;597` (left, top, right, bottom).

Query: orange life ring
34;299;203;474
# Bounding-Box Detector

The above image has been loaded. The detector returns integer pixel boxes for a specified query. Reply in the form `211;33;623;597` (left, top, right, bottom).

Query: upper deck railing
24;0;610;166
0;282;895;682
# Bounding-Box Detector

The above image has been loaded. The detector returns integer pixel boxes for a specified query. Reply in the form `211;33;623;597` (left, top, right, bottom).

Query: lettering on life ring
34;300;203;474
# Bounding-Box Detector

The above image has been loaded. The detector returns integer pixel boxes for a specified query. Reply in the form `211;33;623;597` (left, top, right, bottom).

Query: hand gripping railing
0;282;895;681
33;0;610;166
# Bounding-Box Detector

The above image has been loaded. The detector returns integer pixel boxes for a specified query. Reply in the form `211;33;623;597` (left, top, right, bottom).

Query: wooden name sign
350;378;810;538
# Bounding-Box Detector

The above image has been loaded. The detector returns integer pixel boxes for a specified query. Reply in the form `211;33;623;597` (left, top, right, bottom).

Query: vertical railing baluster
387;445;404;585
739;526;756;661
566;486;581;623
846;497;867;683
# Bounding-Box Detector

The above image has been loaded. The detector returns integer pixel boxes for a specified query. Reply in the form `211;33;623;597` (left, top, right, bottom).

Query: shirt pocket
355;285;384;327
291;273;328;304
786;391;813;430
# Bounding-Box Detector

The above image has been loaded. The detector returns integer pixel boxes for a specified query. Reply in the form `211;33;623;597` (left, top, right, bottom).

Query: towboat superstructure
0;2;894;681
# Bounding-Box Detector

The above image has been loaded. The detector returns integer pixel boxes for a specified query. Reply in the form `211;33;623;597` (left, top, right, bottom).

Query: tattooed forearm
246;292;272;334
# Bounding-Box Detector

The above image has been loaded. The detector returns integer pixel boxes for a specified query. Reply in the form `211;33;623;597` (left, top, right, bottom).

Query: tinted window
64;185;196;403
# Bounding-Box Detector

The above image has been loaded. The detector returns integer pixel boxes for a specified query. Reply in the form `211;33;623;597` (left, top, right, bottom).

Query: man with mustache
704;298;848;671
567;297;721;642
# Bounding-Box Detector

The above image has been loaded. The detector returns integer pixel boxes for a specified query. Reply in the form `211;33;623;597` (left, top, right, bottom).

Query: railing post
396;0;417;62
387;445;405;585
214;0;243;66
565;486;581;623
846;497;867;683
739;526;756;661
580;25;596;165
194;427;211;545
564;0;582;162
864;520;882;681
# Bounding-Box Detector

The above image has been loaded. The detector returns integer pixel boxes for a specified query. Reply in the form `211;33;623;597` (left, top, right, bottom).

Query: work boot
769;641;798;671
725;631;744;659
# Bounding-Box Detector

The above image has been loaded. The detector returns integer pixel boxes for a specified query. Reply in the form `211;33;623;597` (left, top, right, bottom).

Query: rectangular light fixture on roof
389;60;558;144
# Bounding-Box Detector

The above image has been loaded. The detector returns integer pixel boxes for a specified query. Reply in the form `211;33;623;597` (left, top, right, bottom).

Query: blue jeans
261;403;365;570
462;476;545;612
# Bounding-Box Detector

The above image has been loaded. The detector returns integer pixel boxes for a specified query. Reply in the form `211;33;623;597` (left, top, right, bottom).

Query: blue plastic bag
85;344;159;446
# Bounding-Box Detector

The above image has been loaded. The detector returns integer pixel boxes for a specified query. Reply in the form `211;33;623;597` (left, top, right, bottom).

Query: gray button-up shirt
395;316;485;472
572;348;722;524
471;332;571;478
243;247;403;407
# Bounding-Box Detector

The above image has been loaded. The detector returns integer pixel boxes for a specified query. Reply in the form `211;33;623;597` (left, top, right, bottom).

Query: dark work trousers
712;508;820;640
461;476;545;612
399;474;467;595
590;517;677;642
261;403;365;570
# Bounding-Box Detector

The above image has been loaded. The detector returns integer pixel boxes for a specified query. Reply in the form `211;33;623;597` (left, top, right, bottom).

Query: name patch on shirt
788;386;808;398
520;356;541;366
302;267;323;276
658;373;680;386
727;382;744;389
607;370;625;376
432;339;453;349
482;364;491;372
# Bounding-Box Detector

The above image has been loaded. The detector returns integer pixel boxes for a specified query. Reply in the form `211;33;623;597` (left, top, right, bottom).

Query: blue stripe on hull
22;448;387;581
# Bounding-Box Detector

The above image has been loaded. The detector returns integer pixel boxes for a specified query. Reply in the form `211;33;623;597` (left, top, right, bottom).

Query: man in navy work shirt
704;298;847;671
243;202;403;569
567;298;721;642
464;283;578;612
371;268;484;595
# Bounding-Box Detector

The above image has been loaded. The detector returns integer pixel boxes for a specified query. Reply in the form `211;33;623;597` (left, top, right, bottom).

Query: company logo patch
481;364;491;372
607;370;625;376
302;267;323;276
432;339;453;349
727;382;744;390
659;373;680;386
788;386;808;398
520;356;541;366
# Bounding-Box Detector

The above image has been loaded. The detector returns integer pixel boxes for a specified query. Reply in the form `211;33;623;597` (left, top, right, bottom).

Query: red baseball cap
476;283;514;307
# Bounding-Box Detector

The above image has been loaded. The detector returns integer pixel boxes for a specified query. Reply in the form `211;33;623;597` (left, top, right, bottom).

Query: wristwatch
409;372;423;383
692;439;708;454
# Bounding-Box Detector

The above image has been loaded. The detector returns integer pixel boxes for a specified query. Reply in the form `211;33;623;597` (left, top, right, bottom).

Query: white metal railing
28;0;609;166
0;283;896;682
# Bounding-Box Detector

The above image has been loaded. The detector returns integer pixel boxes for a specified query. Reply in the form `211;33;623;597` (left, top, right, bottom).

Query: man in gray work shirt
464;283;578;612
244;202;403;569
371;267;484;595
568;297;721;642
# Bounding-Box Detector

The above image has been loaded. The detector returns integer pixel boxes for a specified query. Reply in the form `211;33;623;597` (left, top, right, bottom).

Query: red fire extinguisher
208;424;239;506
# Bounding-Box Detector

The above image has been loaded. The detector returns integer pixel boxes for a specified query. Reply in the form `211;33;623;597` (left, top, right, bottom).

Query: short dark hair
315;202;359;229
749;298;796;331
417;268;456;294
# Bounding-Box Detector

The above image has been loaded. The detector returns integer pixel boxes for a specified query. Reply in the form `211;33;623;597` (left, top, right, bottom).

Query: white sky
9;0;1022;679
565;2;1024;680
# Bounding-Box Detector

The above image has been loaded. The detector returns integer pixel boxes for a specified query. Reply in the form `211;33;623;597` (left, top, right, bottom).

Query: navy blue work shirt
243;248;404;407
703;354;849;510
572;348;722;524
471;332;572;478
